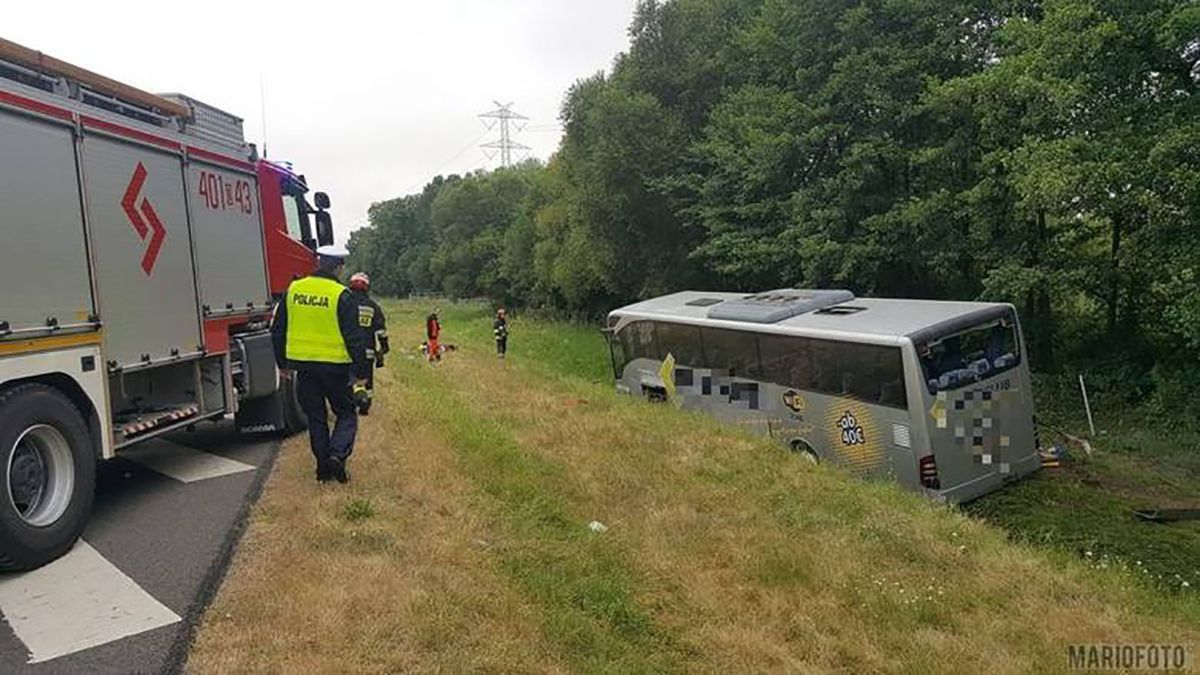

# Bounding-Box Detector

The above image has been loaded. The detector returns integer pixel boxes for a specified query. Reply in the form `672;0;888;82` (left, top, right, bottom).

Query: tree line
348;0;1198;409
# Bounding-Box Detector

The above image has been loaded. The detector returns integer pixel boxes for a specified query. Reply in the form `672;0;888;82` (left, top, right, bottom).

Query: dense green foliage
348;0;1199;406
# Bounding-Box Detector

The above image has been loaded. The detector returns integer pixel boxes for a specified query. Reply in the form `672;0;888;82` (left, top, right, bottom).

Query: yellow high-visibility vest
285;276;351;364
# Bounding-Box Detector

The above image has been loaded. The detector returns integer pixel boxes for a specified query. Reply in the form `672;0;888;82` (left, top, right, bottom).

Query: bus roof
610;291;1013;341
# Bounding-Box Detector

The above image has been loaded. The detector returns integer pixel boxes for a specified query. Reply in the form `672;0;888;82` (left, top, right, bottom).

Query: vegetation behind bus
348;0;1200;428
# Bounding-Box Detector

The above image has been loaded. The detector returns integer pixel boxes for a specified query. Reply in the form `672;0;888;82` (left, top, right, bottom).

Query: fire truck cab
0;37;331;570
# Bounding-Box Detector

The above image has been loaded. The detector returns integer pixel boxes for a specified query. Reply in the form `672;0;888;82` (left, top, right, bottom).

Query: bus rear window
919;316;1020;394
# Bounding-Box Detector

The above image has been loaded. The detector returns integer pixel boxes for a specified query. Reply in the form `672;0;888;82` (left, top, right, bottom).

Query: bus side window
808;339;842;394
758;334;813;390
621;321;658;362
608;329;630;378
875;347;908;408
656;322;703;367
840;343;907;408
702;327;761;378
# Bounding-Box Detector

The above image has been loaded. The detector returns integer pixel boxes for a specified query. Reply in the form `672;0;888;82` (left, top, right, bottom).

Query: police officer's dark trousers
297;368;358;466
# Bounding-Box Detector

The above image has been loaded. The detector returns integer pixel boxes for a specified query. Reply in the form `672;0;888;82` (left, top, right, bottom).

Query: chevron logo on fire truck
121;162;167;275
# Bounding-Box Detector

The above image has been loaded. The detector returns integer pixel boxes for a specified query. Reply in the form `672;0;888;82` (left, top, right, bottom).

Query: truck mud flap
235;376;305;436
235;394;286;435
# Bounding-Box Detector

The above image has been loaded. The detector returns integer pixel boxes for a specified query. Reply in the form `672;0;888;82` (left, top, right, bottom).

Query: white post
1079;374;1096;437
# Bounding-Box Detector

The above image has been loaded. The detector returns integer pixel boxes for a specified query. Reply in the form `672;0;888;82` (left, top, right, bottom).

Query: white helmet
316;244;349;259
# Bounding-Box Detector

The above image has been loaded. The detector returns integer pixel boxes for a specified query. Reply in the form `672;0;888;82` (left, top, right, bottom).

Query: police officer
348;272;389;415
271;245;370;484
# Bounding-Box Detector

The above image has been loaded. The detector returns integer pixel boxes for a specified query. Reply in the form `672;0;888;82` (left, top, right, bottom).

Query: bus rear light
919;454;941;489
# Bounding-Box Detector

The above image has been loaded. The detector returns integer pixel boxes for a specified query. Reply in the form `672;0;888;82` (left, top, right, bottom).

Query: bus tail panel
922;369;1039;503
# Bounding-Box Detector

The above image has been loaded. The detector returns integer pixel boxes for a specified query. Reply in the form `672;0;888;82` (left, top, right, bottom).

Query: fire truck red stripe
81;116;181;151
0;90;74;121
187;146;255;172
121;163;149;238
138;198;167;274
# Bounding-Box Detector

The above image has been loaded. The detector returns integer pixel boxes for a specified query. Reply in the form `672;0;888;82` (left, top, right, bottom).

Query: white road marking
0;541;180;664
122;438;255;483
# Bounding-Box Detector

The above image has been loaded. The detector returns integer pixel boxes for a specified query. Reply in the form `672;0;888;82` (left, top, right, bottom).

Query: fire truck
0;37;332;570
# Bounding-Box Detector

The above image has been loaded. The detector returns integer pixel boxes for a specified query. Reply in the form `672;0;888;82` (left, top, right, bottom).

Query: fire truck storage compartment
82;133;202;369
187;159;271;317
0;108;96;334
110;359;214;445
199;354;230;415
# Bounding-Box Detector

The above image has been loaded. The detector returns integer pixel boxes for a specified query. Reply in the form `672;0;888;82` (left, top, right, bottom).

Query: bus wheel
790;440;820;465
0;384;96;571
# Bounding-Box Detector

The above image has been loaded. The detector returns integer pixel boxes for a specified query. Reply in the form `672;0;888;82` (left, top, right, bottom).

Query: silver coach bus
605;289;1040;503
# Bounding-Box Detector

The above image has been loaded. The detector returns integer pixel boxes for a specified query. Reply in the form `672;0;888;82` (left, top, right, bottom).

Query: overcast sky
7;0;636;240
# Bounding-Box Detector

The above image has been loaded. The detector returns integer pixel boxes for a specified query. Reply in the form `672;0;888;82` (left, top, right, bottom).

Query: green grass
413;299;1200;599
966;433;1200;595
395;323;686;672
398;300;612;383
963;370;1200;596
192;298;1200;673
341;497;376;522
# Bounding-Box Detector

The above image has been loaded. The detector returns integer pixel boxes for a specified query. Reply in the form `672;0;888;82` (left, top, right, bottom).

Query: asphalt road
0;422;278;674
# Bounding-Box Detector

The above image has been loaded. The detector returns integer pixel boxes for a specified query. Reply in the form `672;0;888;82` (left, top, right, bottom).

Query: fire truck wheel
0;384;96;571
280;374;308;435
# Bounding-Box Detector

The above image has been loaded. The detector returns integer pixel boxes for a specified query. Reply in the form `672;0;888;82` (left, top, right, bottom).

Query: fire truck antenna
260;75;269;159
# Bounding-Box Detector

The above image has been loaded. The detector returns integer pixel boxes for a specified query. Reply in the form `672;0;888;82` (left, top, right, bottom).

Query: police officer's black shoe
329;457;350;484
316;460;333;483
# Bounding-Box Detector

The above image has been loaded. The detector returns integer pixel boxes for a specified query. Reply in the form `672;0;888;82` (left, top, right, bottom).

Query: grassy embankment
188;300;1199;673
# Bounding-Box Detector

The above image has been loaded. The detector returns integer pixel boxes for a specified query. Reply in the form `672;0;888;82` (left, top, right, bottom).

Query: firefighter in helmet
271;245;370;484
493;308;509;358
348;272;389;414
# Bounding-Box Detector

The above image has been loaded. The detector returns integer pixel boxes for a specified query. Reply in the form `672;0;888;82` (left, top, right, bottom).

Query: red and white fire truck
0;37;330;570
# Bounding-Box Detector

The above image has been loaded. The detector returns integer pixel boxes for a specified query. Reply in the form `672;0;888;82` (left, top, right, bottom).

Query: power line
479;101;530;168
399;128;493;195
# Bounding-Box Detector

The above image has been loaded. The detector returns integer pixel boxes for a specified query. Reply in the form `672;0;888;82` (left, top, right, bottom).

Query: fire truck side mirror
313;192;331;210
315;211;334;247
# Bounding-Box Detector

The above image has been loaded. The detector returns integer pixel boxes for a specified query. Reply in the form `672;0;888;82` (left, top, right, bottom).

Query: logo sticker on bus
782;390;807;414
838;411;866;446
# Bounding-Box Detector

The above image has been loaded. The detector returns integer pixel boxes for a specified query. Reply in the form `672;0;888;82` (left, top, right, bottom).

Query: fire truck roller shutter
0;109;95;334
187;160;270;319
81;135;202;369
